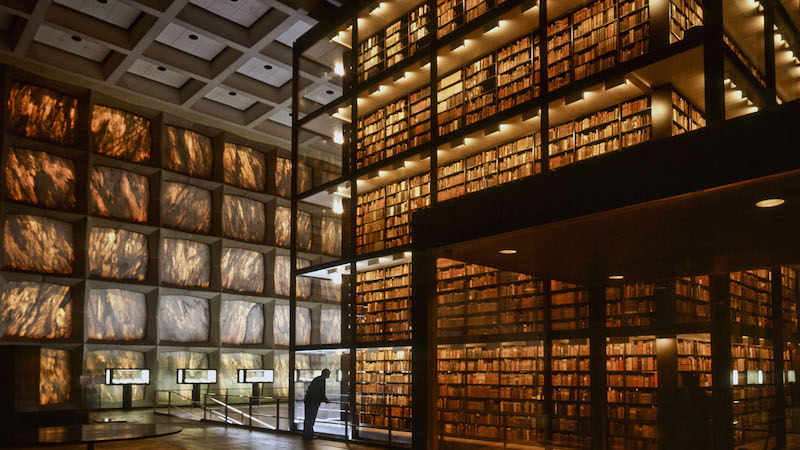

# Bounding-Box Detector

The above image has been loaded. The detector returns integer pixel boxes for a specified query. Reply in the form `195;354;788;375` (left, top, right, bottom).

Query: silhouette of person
302;368;330;440
665;372;712;449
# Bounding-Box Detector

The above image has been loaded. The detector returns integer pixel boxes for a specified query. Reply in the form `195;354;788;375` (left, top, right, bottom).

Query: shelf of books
730;269;772;329
677;334;712;390
356;188;386;254
551;281;590;331
732;338;775;445
358;33;384;83
437;0;463;38
723;33;767;89
436;258;545;339
605;282;656;328
356;264;412;343
438;70;465;136
785;342;799;430
671;88;706;135
409;4;431;55
782;267;798;336
410;86;432;149
436;341;546;445
675;275;711;323
607;336;658;447
548;15;573;91
669;0;703;43
497;35;540;112
573;0;618;81
465;54;497;126
619;0;650;62
552;339;591;447
356;347;412;439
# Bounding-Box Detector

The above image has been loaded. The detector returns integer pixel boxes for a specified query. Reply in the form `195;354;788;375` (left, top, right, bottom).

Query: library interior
1;0;800;448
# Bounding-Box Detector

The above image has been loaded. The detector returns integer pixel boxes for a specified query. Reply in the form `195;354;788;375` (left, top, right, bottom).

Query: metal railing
154;390;288;431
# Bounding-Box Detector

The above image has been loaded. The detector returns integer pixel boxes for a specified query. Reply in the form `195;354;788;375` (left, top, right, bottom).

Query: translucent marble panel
0;281;71;339
274;351;290;397
160;238;210;288
274;256;312;298
297;259;311;299
222;248;264;293
320;279;342;304
5;147;76;209
222;195;265;242
87;288;146;341
89;166;149;223
273;304;289;346
40;348;71;405
274;206;290;247
321;216;342;256
156;351;208;402
297;210;312;252
296;306;311;346
161;182;211;233
88;227;147;281
298;162;312;193
164;126;212;179
224;143;265;192
221;300;264;345
91;105;151;162
158;295;209;342
219;353;262;394
3;215;74;273
7;82;77;145
320;309;341;344
275;157;291;198
85;350;145;404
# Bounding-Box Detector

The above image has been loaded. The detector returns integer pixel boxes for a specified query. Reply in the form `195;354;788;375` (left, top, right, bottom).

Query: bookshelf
551;339;591;447
550;281;590;331
675;275;711;322
605;282;656;328
547;15;572;91
677;335;712;390
732;339;775;445
548;120;575;170
730;269;772;329
355;264;412;343
606;336;658;447
575;104;620;162
671;88;705;135
572;0;617;81
409;86;432;148
437;0;463;38
783;267;799;335
464;54;497;126
356;108;386;169
723;33;766;89
497;36;540;112
358;33;385;83
669;0;703;43
409;4;431;54
356;188;385;254
785;342;799;430
619;0;650;62
438;70;464;136
356;347;412;435
386;18;408;70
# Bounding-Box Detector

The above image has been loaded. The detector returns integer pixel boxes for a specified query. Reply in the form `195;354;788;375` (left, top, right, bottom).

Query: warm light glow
334;63;345;76
609;275;624;280
498;249;517;255
756;198;785;208
404;251;412;258
332;197;344;214
333;130;344;145
332;272;342;285
733;369;739;385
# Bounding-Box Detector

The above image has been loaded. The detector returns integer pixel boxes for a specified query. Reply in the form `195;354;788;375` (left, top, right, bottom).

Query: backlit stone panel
88;227;148;281
0;281;72;339
3;215;74;273
164;126;213;179
224;143;265;192
222;195;265;242
8;82;77;145
161;182;212;233
5;147;76;209
160;238;211;288
158;295;210;342
86;288;147;341
89;166;149;223
91;105;151;162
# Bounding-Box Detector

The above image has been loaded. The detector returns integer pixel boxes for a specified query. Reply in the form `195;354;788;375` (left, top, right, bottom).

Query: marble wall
320;279;342;304
274;206;290;247
297;210;312;252
3;215;74;273
320;309;341;345
321;216;342;256
275;157;291;198
86;288;146;341
219;352;262;394
222;195;265;242
164;126;213;179
5;147;77;209
297;162;312;193
0;281;72;339
158;295;209;342
160;238;211;288
89;166;149;223
221;300;264;345
274;351;290;397
8;82;77;145
161;182;212;233
91;105;151;162
88;227;148;281
156;351;208;402
222;248;264;293
296;306;311;346
297;259;312;298
274;256;312;298
273;304;289;346
85;350;146;404
40;348;71;405
224;143;265;192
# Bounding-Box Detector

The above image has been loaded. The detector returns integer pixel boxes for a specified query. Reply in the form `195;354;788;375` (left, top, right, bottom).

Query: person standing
303;368;330;440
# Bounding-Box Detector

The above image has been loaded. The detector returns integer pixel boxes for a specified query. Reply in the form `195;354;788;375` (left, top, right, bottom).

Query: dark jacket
305;375;327;404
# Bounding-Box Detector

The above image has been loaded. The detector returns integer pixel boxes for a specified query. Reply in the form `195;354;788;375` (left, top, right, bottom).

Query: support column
710;274;733;449
703;0;726;126
772;267;787;448
764;0;778;106
411;248;436;449
589;284;607;450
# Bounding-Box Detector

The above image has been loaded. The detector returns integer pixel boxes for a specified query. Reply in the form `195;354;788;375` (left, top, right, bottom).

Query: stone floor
15;410;380;450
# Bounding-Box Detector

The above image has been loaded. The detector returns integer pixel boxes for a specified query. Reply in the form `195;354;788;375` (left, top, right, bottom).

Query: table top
3;423;182;446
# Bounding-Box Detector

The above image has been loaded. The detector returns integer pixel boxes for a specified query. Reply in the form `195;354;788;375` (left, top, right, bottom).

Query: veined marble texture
88;227;148;281
275;157;291;198
5;147;77;209
91;105;151;163
297;259;311;299
8;83;77;145
222;248;264;293
273;304;289;346
85;350;146;404
297;210;312;252
221;300;264;345
156;351;208;402
158;295;209;342
86;288;146;341
320;279;342;304
321;216;342;256
297;162;312;194
161;182;212;233
0;281;72;339
274;206;290;247
320;309;341;345
222;195;265;243
219;352;262;394
160;238;211;288
164;126;213;179
224;143;265;192
40;348;71;405
89;166;149;223
3;215;74;273
274;256;312;298
296;306;311;346
273;351;290;397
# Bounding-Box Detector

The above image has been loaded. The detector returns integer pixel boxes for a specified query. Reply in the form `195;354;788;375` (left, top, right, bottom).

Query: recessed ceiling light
326;90;334;95
609;275;624;280
229;91;237;96
188;34;199;40
157;66;166;71
498;249;517;255
756;198;785;208
264;64;273;70
71;35;82;42
97;0;108;3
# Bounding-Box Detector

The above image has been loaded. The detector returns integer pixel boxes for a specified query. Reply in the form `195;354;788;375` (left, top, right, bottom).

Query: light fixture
756;198;785;208
499;249;517;255
332;197;344;214
334;63;345;76
333;130;344;144
609;275;624;280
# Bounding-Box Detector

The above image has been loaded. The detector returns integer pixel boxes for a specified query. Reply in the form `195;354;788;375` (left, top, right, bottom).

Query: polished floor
15;410;378;450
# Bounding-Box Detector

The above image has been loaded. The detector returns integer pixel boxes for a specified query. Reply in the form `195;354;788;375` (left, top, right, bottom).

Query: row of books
356;264;412;342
